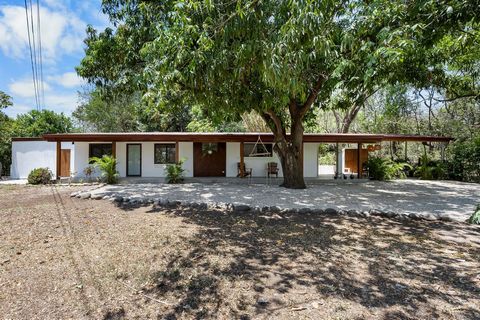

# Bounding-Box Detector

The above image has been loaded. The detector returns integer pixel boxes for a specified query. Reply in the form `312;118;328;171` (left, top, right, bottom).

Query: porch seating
237;162;252;178
267;162;279;178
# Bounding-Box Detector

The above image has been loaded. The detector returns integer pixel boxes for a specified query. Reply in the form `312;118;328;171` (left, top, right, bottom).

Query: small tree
89;155;119;184
166;159;186;184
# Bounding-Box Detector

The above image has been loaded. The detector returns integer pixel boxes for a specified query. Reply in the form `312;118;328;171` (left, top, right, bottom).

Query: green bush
27;167;53;185
448;135;480;182
366;157;411;181
414;155;447;180
89;155;119;184
468;205;480;225
166;159;185;183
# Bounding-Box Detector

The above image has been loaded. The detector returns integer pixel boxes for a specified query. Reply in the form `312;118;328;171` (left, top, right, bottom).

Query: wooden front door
344;148;368;173
193;142;226;177
60;149;71;177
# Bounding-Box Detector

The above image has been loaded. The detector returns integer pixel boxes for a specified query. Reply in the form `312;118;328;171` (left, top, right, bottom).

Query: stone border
56;182;105;187
70;190;453;223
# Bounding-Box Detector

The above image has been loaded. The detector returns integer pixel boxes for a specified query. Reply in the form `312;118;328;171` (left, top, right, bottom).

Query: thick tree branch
262;110;286;140
300;74;327;116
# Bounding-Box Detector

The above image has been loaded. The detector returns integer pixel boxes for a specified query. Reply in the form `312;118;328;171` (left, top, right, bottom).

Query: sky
0;0;109;117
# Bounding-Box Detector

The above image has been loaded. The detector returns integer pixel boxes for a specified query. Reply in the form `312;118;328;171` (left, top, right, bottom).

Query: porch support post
175;141;179;162
56;141;61;180
404;141;407;160
239;142;245;177
357;143;361;179
335;142;339;178
112;141;116;159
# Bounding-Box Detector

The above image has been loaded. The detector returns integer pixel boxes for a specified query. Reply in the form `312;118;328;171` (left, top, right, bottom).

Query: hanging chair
249;136;272;157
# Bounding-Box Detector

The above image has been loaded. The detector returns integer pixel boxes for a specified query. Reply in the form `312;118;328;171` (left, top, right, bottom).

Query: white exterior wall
226;142;319;178
225;142;284;177
11;141;74;179
178;142;194;177
12;139;320;180
74;141;194;178
303;143;319;178
74;141;103;178
226;142;240;177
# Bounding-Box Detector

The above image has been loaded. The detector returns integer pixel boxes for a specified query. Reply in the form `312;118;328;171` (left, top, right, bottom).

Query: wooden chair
267;162;279;178
237;162;252;178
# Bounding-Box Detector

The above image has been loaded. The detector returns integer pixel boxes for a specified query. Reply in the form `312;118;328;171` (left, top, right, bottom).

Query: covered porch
40;132;453;181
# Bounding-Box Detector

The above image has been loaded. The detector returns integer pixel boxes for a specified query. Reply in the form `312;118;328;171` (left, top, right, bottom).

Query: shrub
89;155;119;184
27;167;52;184
166;159;185;183
468;205;480;225
414;155;447;180
366;157;411;181
448;135;480;182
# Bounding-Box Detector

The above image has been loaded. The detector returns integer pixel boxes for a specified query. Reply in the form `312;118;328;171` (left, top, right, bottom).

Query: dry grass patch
0;185;479;319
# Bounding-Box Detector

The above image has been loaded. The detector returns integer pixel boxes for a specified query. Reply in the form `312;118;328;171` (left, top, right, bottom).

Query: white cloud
44;93;79;113
47;72;85;88
6;103;33;117
0;4;86;62
8;78;51;98
4;91;79;118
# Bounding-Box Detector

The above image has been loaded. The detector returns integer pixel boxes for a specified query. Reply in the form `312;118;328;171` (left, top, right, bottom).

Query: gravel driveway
90;179;480;222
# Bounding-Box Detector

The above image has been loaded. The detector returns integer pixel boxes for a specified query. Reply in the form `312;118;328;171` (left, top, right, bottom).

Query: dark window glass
154;144;176;164
244;143;273;157
89;143;112;160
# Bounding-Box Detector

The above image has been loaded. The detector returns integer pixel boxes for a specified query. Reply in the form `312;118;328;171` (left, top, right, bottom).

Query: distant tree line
0;91;72;176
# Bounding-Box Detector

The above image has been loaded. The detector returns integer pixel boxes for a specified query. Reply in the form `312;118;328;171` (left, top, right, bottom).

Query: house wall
225;142;240;177
225;142;318;178
303;143;319;178
226;142;285;178
74;141;102;178
12;139;320;180
178;142;194;177
74;141;194;179
11;141;74;179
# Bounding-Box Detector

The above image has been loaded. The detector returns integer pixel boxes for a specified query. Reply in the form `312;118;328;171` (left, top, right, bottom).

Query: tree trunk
260;75;326;189
274;125;305;189
263;108;306;189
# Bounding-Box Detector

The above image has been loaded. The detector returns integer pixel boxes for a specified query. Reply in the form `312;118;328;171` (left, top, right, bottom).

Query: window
154;144;176;164
201;143;218;155
244;143;273;157
89;143;112;159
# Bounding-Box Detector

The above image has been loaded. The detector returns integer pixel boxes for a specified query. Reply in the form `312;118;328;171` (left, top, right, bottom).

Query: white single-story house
10;132;452;180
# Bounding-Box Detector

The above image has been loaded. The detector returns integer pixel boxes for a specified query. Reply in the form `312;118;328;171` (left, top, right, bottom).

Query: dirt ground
0;185;479;320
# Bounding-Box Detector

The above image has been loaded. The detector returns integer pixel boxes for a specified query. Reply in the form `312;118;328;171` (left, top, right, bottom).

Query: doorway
60;149;71;177
127;144;142;176
193;142;226;177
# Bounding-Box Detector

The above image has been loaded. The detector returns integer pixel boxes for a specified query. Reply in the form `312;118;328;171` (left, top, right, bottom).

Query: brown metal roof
38;132;453;143
11;137;45;142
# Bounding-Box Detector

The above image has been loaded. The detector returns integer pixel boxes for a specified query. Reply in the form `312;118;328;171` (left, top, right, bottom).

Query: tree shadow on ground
121;204;480;319
98;179;480;221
